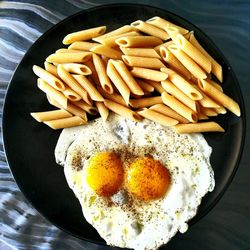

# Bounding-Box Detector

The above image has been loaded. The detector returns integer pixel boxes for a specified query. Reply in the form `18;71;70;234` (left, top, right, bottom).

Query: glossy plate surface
2;4;245;246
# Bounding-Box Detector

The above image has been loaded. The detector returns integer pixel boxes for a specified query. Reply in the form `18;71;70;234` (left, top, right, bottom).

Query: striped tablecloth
0;1;249;249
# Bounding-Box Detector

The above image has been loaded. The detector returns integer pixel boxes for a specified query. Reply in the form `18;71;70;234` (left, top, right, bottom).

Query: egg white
55;113;215;250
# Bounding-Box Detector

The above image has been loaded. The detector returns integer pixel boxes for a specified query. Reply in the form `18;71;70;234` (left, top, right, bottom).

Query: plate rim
2;3;246;246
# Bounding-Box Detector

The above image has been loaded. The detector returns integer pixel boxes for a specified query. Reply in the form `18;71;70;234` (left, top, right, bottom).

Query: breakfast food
55;113;215;249
30;16;241;134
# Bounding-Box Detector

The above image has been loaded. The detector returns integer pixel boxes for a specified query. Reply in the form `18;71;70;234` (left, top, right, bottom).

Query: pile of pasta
31;16;241;134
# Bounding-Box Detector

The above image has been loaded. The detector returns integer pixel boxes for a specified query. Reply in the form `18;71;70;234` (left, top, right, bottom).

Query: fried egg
55;113;215;250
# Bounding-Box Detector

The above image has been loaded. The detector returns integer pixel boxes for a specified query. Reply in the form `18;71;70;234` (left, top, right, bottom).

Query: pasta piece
66;102;88;120
120;47;161;59
175;34;212;73
74;100;98;115
106;60;130;105
96;101;109;121
129;96;163;109
215;106;227;114
72;74;104;102
160;47;191;80
57;65;91;105
200;107;218;117
136;79;154;92
93;25;136;43
84;59;101;85
46;52;92;64
44;116;86;129
31;109;72;122
111;60;144;95
37;78;67;109
55;48;83;54
104;99;142;122
100;31;140;47
61;63;91;75
131;20;168;40
97;86;127;106
137;108;178;126
145;80;165;94
44;62;59;77
68;41;99;51
189;33;222;82
92;54;113;94
161;80;198;111
33;65;65;91
90;45;122;59
161;68;203;100
198;79;240;116
131;67;168;81
198;92;220;108
174;122;224;134
122;55;165;69
116;36;162;48
207;79;223;92
146;16;188;35
63;26;106;44
168;44;207;79
154;40;173;53
161;92;198;123
149;104;189;124
63;87;82;102
164;27;181;43
197;113;209;120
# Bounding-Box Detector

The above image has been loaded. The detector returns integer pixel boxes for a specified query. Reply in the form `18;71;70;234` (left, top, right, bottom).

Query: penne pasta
104;99;142;122
174;122;224;134
200;107;218;117
197;113;209;120
136;79;154;92
96;101;109;121
66;102;88;120
137;108;178;126
116;36;162;48
176;34;212;73
37;78;67;109
189;33;222;82
122;55;165;69
131;67;168;81
68;41;99;51
198;79;240;116
145;80;165;94
161;68;203;100
159;47;192;80
44;116;86;129
161;80;198;111
63;26;106;44
31;109;72;122
92;54;113;94
131;20;169;40
154;40;173;53
72;74;104;102
146;16;189;35
207;79;223;92
168;44;207;79
97;86;127;106
46;52;92;64
214;106;227;114
61;63;92;75
149;104;189;124
129;96;163;109
93;25;136;43
84;59;101;85
44;62;59;77
106;60;130;105
161;92;198;122
33;65;65;91
111;60;144;96
90;45;122;59
63;87;82;102
198;92;221;108
120;47;161;59
100;31;140;47
57;64;91;105
74;100;98;115
56;48;83;54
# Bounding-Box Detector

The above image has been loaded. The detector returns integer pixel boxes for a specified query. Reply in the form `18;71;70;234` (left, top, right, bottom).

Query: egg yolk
86;152;124;197
126;157;170;201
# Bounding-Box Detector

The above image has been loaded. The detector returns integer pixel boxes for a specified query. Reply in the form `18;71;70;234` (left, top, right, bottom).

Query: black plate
2;3;246;247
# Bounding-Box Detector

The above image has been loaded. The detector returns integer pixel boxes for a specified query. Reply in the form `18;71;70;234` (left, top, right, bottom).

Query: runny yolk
126;157;170;201
86;152;124;197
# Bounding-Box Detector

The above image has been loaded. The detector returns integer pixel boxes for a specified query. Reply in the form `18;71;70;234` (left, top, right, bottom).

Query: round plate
2;3;246;246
